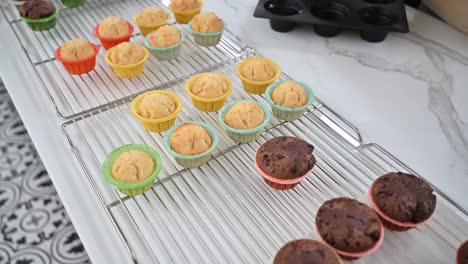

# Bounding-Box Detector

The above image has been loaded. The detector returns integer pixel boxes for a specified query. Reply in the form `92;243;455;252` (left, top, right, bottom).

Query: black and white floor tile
0;85;90;264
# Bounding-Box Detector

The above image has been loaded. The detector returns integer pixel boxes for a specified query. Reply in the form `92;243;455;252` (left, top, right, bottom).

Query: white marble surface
0;0;467;263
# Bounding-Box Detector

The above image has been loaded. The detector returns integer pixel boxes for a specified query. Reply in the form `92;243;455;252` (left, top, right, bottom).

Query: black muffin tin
253;0;409;42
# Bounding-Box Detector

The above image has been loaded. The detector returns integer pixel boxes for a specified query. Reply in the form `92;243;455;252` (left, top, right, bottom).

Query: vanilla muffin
107;42;146;65
190;73;229;99
111;150;155;184
170;124;212;155
170;0;201;12
225;102;264;129
148;25;181;48
138;93;176;119
271;81;308;108
241;57;276;82
60;39;95;61
191;12;223;33
99;16;129;38
134;7;168;27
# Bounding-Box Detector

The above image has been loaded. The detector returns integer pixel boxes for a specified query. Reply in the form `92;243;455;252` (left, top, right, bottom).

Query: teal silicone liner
265;80;315;121
218;99;271;143
163;121;219;168
143;33;185;61
188;20;225;47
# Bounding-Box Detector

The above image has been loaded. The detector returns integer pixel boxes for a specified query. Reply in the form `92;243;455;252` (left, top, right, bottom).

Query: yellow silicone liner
168;0;203;24
132;11;171;36
184;72;233;112
236;56;282;94
131;90;183;132
104;46;149;79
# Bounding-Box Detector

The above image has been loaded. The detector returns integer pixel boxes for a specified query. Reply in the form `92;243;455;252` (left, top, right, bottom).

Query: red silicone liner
315;220;385;259
93;21;134;50
368;180;435;229
253;155;310;190
54;42;100;75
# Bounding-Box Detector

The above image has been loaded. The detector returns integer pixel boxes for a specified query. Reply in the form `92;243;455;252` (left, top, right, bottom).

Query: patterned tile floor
0;84;90;264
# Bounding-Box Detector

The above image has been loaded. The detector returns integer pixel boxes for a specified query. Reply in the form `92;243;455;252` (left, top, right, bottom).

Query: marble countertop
0;0;467;263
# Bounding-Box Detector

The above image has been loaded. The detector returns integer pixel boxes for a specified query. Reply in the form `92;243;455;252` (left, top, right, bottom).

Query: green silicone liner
102;144;162;189
60;0;87;7
218;99;271;135
265;80;315;113
163;120;219;161
188;20;226;37
20;9;59;23
143;33;185;60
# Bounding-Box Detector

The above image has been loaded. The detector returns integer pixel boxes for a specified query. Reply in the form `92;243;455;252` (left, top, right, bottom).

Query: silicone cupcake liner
184;72;233;112
61;0;86;7
163;121;219;168
315;215;385;260
265;80;315;121
102;144;162;196
169;0;203;24
218;100;271;143
54;42;99;75
188;21;225;47
133;12;170;36
93;21;134;50
21;10;59;31
254;157;309;190
131;90;182;133
236;57;282;95
104;46;149;78
143;33;184;61
368;180;435;232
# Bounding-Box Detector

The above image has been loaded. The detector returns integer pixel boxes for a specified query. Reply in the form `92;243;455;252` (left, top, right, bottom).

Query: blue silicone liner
163;121;219;168
188;20;225;46
143;33;185;61
265;80;315;121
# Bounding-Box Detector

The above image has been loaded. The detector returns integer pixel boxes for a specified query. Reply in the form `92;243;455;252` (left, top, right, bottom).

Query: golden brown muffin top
99;16;129;38
190;73;229;99
135;7;168;27
225;102;264;129
111;150;154;184
241;57;276;82
170;124;212;155
60;38;95;61
108;42;146;65
138;93;176;119
148;25;181;48
271;81;308;108
191;12;223;33
170;0;201;12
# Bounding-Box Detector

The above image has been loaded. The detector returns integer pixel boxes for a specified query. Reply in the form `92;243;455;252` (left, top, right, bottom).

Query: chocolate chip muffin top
274;239;341;264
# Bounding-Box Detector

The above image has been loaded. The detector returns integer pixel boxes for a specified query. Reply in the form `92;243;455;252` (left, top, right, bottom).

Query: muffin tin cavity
254;0;409;42
264;0;304;32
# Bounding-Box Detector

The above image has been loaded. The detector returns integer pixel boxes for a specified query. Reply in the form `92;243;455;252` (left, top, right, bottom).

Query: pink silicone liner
315;219;385;258
253;156;310;185
368;181;435;228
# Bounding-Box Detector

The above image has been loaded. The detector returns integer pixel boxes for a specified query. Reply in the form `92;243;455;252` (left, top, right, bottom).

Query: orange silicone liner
315;219;385;260
368;180;435;232
254;155;310;190
54;42;100;75
93;21;134;50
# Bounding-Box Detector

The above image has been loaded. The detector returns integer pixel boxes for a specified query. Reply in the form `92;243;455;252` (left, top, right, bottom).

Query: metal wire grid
2;0;246;119
62;61;468;263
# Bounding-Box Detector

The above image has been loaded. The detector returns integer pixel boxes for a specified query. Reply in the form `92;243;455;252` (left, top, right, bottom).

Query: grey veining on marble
324;33;468;180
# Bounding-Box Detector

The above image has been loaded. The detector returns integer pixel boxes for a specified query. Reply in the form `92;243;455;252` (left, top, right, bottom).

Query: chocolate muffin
458;241;468;264
274;239;341;264
256;136;315;179
316;197;382;253
371;172;436;223
20;0;56;19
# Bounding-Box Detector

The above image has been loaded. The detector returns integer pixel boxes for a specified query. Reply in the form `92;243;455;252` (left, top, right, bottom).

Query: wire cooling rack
2;0;246;119
62;60;468;263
